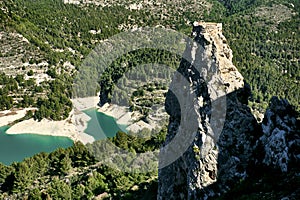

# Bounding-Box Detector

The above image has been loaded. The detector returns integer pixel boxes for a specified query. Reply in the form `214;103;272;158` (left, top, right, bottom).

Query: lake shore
98;103;163;132
4;97;99;144
97;103;131;125
72;97;161;133
0;108;36;127
5;108;95;145
4;95;162;144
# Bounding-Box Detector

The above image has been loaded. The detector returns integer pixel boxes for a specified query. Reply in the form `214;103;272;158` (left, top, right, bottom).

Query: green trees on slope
0;138;159;199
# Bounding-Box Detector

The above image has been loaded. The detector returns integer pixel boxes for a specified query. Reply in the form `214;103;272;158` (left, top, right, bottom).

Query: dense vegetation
33;74;73;121
98;49;179;106
0;71;72;121
0;0;299;199
222;0;300;113
0;129;167;199
1;0;299;117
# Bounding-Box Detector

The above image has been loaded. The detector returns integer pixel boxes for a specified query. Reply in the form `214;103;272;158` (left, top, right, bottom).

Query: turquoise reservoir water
83;108;127;140
0;109;126;165
0;126;73;165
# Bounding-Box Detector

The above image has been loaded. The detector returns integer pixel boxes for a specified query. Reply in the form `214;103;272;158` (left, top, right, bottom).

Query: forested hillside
222;0;299;115
0;0;299;199
1;0;298;119
0;130;166;199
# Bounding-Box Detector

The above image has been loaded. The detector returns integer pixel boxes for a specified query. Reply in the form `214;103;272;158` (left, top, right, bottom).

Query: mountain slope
0;0;299;199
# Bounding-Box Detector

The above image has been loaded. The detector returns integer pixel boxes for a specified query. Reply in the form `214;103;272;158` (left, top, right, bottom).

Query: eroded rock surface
158;22;300;200
158;22;260;199
257;96;299;172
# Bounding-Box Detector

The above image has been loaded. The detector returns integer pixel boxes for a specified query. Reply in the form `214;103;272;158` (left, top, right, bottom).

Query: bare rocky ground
254;4;297;31
0;30;48;76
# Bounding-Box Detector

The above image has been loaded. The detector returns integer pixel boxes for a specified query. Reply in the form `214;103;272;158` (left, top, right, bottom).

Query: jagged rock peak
192;21;244;94
158;22;259;199
158;22;300;200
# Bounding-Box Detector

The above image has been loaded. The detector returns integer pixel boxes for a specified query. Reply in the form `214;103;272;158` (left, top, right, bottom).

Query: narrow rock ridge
158;22;260;199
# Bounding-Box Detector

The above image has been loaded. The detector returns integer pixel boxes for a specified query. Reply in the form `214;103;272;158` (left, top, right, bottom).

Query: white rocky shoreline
1;97;99;144
4;109;94;144
1;96;161;144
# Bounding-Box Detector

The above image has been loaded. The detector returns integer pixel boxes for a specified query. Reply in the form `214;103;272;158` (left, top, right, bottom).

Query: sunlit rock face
158;22;260;199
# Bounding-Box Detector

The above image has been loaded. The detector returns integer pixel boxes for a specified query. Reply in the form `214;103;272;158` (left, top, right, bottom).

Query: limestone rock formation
257;96;299;172
158;22;300;199
158;22;260;199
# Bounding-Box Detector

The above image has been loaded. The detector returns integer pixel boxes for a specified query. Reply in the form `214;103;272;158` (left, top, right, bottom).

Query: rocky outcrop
257;96;300;172
158;22;300;200
158;22;261;199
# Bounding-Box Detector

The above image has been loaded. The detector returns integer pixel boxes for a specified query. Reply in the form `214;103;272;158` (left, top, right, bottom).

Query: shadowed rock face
257;96;300;173
158;22;260;199
158;22;300;199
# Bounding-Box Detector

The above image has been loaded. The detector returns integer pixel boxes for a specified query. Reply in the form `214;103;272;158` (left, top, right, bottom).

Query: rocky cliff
157;22;299;199
256;96;299;173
